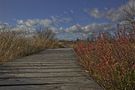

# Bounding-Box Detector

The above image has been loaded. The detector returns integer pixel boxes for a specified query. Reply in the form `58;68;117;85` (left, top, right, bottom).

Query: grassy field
74;29;135;90
0;29;58;63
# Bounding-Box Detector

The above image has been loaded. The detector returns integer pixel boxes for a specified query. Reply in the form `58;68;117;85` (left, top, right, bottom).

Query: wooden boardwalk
0;48;103;90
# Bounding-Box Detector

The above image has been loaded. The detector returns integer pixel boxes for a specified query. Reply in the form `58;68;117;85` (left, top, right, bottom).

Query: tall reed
74;30;135;90
0;29;57;63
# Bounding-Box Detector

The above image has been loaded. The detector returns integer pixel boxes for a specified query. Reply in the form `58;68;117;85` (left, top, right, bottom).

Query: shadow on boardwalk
0;48;103;90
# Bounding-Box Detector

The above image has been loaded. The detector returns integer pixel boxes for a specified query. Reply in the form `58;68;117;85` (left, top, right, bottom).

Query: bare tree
121;0;135;22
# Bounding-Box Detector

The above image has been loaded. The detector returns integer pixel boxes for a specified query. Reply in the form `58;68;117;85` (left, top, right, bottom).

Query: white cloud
1;17;71;35
65;23;114;34
89;8;120;21
106;8;121;21
17;19;53;27
0;23;10;30
48;26;59;34
40;19;53;27
90;8;103;18
14;19;55;34
65;24;83;33
0;21;116;40
89;0;135;22
51;16;72;24
83;23;114;33
17;20;24;25
70;10;74;14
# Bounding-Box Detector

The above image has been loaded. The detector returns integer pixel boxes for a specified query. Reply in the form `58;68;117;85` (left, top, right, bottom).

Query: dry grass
74;30;135;90
0;29;58;63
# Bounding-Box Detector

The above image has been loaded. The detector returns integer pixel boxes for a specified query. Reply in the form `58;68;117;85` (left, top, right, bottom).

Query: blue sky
0;0;130;40
0;0;127;24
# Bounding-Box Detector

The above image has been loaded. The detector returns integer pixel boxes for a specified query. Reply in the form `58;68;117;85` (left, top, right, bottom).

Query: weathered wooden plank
0;48;103;90
0;71;85;77
9;59;77;63
0;64;77;67
0;84;102;90
0;66;80;70
0;77;91;83
0;78;98;87
4;62;77;65
0;68;82;73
